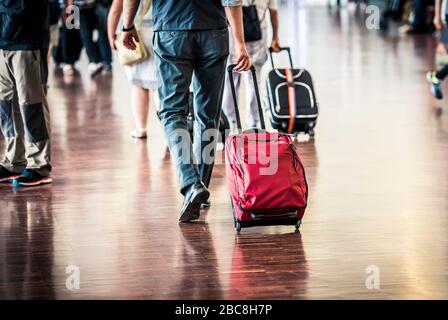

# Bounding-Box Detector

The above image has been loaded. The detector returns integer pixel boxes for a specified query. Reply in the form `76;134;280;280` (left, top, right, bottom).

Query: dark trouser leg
412;0;425;30
436;64;448;80
154;31;201;194
79;8;100;63
193;29;229;188
98;29;112;66
58;26;82;65
96;4;112;66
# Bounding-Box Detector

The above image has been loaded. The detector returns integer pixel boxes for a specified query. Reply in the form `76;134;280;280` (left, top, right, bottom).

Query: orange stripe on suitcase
285;68;296;134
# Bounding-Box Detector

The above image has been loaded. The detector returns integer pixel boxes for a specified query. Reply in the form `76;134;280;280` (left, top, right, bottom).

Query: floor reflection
227;232;308;299
0;187;55;299
176;223;224;299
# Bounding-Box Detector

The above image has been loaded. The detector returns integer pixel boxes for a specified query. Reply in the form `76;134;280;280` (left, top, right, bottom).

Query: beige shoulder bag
115;0;152;66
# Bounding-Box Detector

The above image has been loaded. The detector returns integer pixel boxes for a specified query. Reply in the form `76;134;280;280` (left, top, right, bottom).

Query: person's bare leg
130;85;149;138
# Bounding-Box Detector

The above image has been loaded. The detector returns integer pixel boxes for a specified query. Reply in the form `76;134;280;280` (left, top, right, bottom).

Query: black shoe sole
179;189;210;222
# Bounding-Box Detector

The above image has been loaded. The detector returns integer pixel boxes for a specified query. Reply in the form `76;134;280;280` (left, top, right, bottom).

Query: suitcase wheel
236;221;242;232
295;220;302;232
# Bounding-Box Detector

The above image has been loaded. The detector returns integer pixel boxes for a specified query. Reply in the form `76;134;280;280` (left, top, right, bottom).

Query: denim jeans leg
193;29;229;187
154;31;201;194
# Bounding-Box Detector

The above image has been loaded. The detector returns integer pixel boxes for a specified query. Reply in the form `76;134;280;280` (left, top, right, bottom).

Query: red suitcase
225;65;309;232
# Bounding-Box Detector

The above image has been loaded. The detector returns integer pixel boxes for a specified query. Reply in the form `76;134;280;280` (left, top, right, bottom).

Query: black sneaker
12;169;52;187
0;165;22;183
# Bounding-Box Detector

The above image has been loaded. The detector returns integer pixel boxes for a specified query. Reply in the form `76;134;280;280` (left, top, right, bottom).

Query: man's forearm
436;0;443;20
123;0;140;29
270;9;279;40
225;6;245;48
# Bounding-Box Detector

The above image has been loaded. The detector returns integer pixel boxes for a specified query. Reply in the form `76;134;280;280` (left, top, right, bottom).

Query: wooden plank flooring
0;5;447;299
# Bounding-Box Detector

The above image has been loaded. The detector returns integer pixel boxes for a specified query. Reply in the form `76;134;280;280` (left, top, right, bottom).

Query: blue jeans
154;29;229;194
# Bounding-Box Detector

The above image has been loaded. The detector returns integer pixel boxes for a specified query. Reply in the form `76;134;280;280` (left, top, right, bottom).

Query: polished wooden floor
1;5;448;299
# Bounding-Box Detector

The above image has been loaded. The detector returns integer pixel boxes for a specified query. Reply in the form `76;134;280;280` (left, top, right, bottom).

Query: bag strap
135;0;152;28
227;65;266;132
285;68;296;134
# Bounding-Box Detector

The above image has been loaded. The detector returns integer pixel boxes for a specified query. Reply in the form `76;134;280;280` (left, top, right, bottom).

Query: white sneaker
62;64;75;76
130;129;147;139
88;63;104;78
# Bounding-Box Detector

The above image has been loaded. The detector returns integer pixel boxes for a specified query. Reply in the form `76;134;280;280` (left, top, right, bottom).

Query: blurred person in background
221;0;281;129
52;1;84;75
427;0;448;98
53;25;84;76
74;0;106;77
108;0;156;138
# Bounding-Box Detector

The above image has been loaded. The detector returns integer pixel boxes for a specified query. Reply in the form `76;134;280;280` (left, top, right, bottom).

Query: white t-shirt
243;0;278;28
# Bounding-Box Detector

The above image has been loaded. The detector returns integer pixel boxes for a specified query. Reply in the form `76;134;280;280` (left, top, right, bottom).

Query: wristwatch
122;24;135;32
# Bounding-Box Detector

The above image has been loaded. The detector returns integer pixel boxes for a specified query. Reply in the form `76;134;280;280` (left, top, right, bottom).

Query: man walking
0;0;53;187
121;0;251;222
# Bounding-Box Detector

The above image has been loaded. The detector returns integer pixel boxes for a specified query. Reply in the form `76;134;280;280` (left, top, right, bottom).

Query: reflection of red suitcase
228;233;308;299
225;65;309;232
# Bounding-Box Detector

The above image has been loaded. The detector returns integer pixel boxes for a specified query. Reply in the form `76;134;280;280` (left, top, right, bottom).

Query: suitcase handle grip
227;64;266;131
268;46;294;70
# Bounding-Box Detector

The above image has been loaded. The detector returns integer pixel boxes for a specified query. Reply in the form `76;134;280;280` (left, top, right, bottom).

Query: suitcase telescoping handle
268;47;294;70
227;64;266;132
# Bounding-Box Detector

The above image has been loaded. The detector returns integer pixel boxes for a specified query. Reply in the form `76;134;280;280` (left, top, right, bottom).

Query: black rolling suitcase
266;47;318;137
